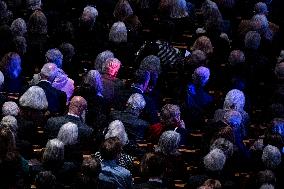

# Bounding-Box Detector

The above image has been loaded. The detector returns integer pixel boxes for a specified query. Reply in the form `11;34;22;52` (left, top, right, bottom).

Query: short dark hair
134;69;150;85
140;153;165;178
100;137;122;160
35;171;56;189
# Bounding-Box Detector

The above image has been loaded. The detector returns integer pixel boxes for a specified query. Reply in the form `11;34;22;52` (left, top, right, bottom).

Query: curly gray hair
140;55;161;74
210;138;234;158
94;50;114;72
11;18;27;37
192;66;210;86
109;21;127;43
19;86;48;110
223;89;245;111
204;148;226;171
127;93;146;111
155;130;181;155
2;101;19;117
262;145;281;169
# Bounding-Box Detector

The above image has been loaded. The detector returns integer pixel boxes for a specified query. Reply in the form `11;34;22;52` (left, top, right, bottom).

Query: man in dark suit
45;96;93;149
37;63;67;114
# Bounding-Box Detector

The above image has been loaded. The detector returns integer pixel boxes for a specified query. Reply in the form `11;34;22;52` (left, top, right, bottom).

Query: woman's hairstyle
223;89;245;111
259;184;275;189
45;48;63;68
105;120;128;146
19;86;48;110
43;139;64;162
204;148;226;171
210;138;234;158
57;122;78;145
0;52;22;79
127;93;146;111
100;137;122;160
244;31;261;50
192;66;210;86
83;70;103;95
11;18;27;37
192;36;214;55
109;21;127;43
202;179;222;189
170;0;189;18
1;116;17;134
26;0;42;10
262;145;281;169
155;130;181;155
2;101;19;117
94;50;114;72
113;0;133;21
28;10;47;34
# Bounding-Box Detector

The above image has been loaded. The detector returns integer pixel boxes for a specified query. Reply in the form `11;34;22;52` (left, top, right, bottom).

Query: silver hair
2;101;19;116
57;122;78;145
228;50;245;66
245;31;261;50
105;120;128;146
140;55;161;74
127;93;146;111
210;138;234;158
45;48;63;68
170;0;189;18
259;184;275;189
82;6;98;23
83;70;103;95
204;148;226;171
109;21;127;43
40;63;58;80
155;130;181;155
11;18;27;37
19;86;48;110
94;50;114;72
0;70;4;87
192;66;210;86
1;115;17;133
223;89;245;111
262;145;281;169
223;110;242;128
43;139;64;162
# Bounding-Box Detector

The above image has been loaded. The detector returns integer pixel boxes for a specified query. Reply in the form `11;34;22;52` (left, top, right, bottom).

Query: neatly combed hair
0;52;22;79
210;138;234;158
19;86;48;110
127;93;146;111
83;70;103;94
57;122;78;145
43;139;64;162
113;0;133;21
262;145;281;169
35;171;56;189
2;101;19;117
105;120;128;146
155;130;181;155
192;66;210;86
102;58;121;77
170;0;189;18
160;104;181;124
244;31;261;50
228;50;245;66
192;36;214;55
109;21;127;43
204;148;226;171
45;49;63;68
140;55;161;74
28;10;47;34
11;18;27;37
1;115;17;133
0;70;4;87
223;89;245;111
94;50;114;72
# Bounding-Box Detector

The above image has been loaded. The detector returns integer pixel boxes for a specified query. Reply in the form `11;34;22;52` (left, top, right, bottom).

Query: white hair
83;6;98;23
155;130;181;155
19;86;48;110
262;145;281;169
204;149;226;171
2;101;19;117
94;50;114;72
170;0;189;18
43;139;64;162
57;122;78;145
109;21;127;43
127;93;146;111
210;138;234;158
11;18;27;37
105;120;128;146
0;70;4;87
223;89;245;111
1;115;17;133
40;63;58;80
259;184;275;189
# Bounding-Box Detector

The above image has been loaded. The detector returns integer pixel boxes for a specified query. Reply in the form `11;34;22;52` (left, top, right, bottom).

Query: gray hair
210;138;234;158
223;89;245;111
127;93;146;111
170;0;189;18
43;139;64;162
259;184;275;189
19;86;48;110
1;115;17;133
94;50;114;72
45;48;63;68
109;21;127;43
11;18;27;37
0;70;4;87
83;70;103;95
223;110;242;128
204;148;226;171
262;145;281;169
105;120;128;146
57;122;78;145
82;6;98;24
2;101;19;116
155;130;181;155
40;63;58;80
245;31;261;50
192;66;210;86
228;50;245;66
140;55;161;74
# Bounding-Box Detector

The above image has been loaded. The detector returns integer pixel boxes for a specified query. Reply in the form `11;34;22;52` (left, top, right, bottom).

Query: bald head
40;63;58;82
68;96;87;116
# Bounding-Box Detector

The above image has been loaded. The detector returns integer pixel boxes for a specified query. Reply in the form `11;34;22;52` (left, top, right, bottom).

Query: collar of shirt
67;113;80;118
41;80;52;84
131;84;144;94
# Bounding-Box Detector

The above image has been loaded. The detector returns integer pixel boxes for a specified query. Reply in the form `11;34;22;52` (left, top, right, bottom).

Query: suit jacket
37;81;67;114
45;115;93;148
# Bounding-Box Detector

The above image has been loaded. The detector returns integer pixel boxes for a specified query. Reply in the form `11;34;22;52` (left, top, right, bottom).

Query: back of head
203;148;226;171
0;127;16;158
83;70;103;94
223;89;245;111
43;138;64;162
2;101;19;117
0;52;22;79
80;6;98;29
94;50;114;72
192;66;210;86
190;50;207;67
59;43;75;63
28;10;47;35
19;86;48;110
102;58;121;77
113;0;133;21
11;18;27;37
140;55;161;74
0;70;4;88
254;2;268;15
45;49;63;68
69;96;87;116
40;63;58;81
1;116;17;134
192;36;214;55
109;21;127;43
210;138;234;158
127;93;146;111
262;145;281;169
133;69;150;86
105;120;128;146
257;170;276;187
259;184;275;189
155;130;180;155
245;31;261;50
35;171;56;189
160;104;181;126
228;50;245;66
57;122;78;145
140;152;165;178
223;110;242;129
26;0;42;11
100;137;122;160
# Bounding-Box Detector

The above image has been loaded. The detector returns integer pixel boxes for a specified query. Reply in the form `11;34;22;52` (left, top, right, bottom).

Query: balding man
36;63;67;114
45;96;93;148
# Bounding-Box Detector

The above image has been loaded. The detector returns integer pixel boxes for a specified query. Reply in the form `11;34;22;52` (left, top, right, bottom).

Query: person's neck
68;111;80;118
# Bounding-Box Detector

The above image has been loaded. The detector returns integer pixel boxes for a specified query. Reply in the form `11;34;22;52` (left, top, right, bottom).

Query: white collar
67;113;80;118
